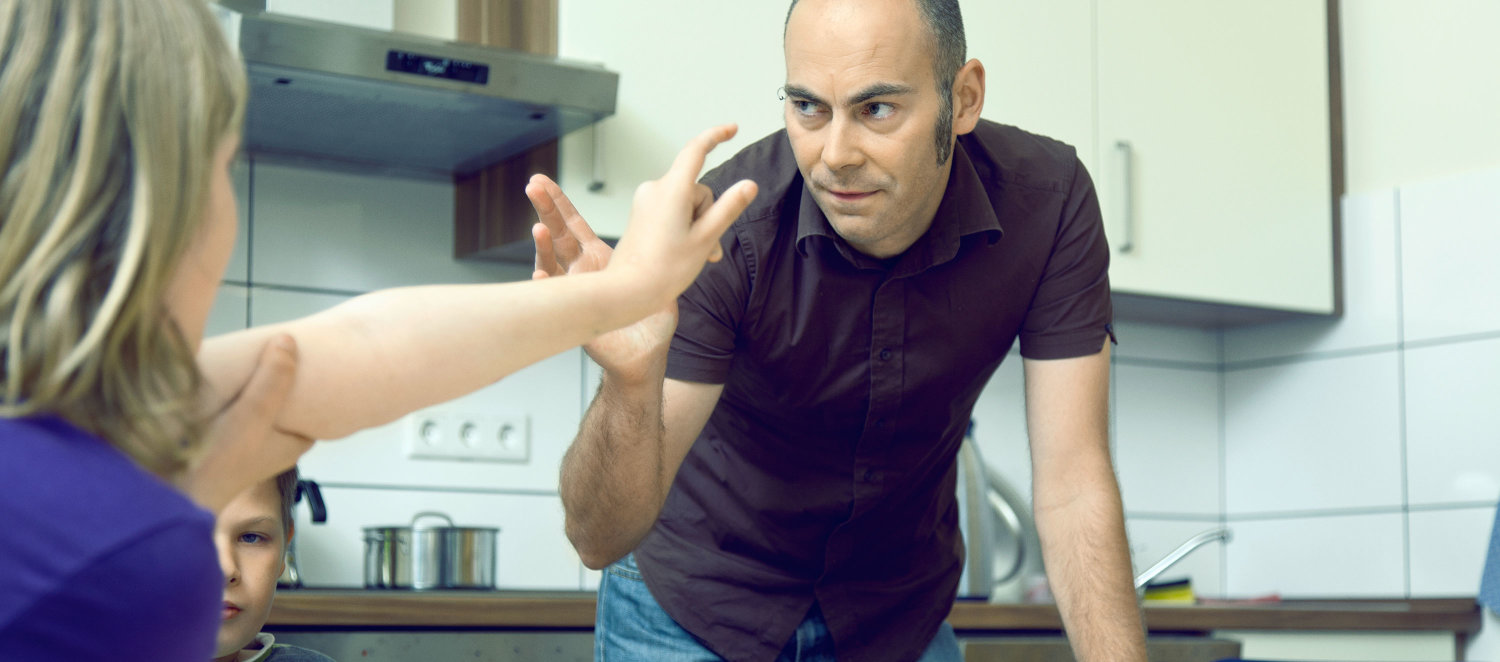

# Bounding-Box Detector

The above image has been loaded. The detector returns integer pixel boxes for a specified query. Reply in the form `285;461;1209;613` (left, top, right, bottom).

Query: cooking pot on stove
363;511;499;590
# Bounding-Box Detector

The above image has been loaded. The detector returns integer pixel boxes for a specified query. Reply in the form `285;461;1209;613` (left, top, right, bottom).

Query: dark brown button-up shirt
636;120;1113;662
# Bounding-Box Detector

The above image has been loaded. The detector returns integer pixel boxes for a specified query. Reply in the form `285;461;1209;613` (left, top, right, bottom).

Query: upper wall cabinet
975;0;1338;325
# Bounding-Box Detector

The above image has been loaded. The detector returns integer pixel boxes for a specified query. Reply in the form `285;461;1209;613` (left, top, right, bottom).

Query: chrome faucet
1133;527;1231;591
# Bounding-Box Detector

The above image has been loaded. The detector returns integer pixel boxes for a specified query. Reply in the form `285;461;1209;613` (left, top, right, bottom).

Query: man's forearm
1034;466;1147;662
560;366;670;569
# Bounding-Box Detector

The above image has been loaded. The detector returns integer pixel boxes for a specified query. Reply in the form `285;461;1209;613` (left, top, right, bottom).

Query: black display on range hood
220;6;618;177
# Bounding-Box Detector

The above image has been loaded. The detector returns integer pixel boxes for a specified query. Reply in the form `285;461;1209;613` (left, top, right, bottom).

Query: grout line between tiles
1217;328;1229;598
1221;342;1400;372
1406;500;1500;513
245;157;254;327
1224;505;1406;522
1124;512;1224;522
1219;332;1500;374
248;282;369;299
1401;329;1500;351
1394;187;1411;598
1113;356;1220;372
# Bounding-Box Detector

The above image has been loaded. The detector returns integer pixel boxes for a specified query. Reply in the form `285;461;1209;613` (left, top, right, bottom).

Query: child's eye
239;533;268;545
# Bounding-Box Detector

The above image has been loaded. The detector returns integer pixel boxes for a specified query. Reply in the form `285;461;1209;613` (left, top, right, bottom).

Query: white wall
1339;0;1500;194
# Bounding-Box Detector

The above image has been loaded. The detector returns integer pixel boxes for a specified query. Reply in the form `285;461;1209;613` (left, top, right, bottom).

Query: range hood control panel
386;51;489;85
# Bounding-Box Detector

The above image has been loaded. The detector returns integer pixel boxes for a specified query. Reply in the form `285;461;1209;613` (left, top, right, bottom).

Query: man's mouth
827;189;875;202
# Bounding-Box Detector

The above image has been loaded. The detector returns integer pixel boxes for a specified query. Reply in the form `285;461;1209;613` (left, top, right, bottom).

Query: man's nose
821;115;865;173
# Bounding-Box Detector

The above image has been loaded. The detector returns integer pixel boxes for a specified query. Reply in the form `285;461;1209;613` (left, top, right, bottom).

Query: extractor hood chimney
214;1;618;177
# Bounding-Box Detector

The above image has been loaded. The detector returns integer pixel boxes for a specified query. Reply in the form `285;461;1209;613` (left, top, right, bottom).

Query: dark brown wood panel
453;0;559;262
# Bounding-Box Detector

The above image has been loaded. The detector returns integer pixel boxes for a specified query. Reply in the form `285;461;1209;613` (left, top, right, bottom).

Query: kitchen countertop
267;590;1482;635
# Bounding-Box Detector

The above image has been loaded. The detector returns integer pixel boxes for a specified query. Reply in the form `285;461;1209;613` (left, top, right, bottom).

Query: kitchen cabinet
973;0;1339;324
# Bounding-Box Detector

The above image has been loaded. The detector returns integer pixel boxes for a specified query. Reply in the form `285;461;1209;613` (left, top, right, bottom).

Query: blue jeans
595;553;962;662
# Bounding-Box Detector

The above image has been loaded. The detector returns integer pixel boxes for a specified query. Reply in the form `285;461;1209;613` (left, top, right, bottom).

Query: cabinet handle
1115;140;1135;254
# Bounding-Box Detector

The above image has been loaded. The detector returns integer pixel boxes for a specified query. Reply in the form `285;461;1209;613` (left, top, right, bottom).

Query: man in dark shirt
526;0;1147;660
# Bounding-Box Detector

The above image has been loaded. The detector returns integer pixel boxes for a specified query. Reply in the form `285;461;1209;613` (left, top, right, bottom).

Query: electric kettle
954;421;1046;603
278;478;326;588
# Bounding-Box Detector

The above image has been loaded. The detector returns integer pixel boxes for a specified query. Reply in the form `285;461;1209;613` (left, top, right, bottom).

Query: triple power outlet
403;408;530;463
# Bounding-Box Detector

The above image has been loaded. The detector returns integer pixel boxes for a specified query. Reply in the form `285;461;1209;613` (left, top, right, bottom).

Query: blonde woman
0;0;755;659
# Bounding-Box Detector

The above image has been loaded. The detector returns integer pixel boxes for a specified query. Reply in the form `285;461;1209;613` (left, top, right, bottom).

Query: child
212;467;332;662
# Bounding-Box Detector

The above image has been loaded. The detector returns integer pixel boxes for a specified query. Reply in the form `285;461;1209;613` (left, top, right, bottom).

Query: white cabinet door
1095;0;1335;314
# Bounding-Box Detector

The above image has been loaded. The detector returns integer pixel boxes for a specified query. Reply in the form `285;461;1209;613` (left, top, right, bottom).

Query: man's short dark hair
785;0;967;165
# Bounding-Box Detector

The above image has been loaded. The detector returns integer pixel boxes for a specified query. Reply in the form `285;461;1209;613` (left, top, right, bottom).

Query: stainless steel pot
362;511;499;590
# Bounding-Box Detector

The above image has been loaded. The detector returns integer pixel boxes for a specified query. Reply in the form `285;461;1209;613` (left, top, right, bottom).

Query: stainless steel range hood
215;3;617;177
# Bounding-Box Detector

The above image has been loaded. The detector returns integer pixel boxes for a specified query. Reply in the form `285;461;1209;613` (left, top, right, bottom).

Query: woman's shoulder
0;415;215;625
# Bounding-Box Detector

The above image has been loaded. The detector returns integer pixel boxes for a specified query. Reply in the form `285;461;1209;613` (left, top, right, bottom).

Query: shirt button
875;419;887;429
879;348;893;361
862;469;877;482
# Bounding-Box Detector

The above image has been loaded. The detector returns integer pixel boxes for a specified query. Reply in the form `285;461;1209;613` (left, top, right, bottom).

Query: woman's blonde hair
0;0;248;476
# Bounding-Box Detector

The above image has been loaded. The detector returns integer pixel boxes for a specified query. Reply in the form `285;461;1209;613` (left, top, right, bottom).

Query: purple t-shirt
0;416;221;660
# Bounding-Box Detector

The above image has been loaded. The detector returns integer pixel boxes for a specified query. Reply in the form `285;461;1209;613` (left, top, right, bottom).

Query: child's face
212;477;290;659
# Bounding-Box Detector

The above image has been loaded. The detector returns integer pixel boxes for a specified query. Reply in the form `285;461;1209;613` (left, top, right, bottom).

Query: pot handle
410;511;456;529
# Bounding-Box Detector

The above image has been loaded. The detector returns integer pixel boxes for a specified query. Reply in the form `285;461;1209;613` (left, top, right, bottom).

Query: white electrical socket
403;408;530;463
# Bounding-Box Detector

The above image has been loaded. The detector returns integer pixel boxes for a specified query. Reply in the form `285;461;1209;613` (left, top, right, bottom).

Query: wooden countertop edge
949;598;1483;634
268;593;1482;634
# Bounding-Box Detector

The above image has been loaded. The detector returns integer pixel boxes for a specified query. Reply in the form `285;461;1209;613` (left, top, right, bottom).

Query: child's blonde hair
0;0;248;476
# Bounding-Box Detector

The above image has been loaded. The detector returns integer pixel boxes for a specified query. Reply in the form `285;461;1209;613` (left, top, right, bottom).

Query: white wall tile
1126;519;1226;598
205;284;250;338
1224;353;1403;514
250;287;584;491
1409;506;1498;597
1399;166;1500;343
1224;189;1401;362
970;358;1033;501
1225;513;1405;598
250;162;528;293
1110;321;1220;365
227;158;250;283
291;486;580;590
1406;338;1500;505
1114;366;1220;516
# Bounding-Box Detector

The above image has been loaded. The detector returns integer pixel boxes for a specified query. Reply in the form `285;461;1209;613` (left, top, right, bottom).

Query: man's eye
791;100;823;116
865;102;895;120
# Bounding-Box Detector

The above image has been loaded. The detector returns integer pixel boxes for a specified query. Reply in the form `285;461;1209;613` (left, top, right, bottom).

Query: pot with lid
363;511;499;590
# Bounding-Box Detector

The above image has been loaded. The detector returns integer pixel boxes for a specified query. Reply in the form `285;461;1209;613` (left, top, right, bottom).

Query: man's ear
952;58;986;135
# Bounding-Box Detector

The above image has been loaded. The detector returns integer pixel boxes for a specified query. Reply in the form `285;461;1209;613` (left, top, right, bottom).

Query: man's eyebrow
781;82;915;108
782;84;825;105
848;82;914;106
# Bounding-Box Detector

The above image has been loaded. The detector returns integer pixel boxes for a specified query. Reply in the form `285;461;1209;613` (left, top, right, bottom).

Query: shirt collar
794;138;1004;272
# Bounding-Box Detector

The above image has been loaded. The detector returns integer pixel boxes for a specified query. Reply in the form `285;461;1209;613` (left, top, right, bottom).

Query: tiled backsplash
209;157;1499;615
